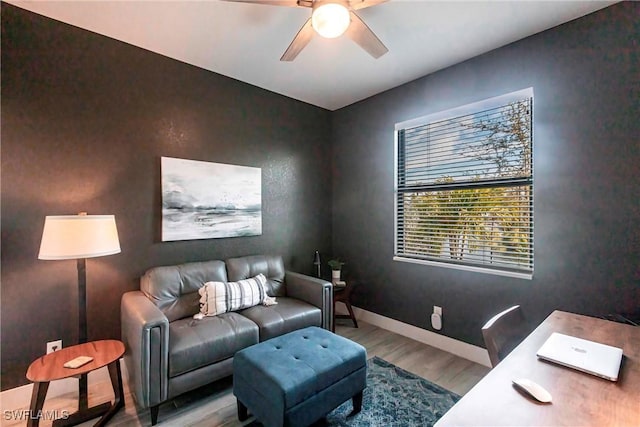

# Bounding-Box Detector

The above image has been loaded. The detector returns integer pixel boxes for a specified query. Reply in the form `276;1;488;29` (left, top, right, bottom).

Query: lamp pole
77;257;88;410
77;258;87;344
313;251;321;278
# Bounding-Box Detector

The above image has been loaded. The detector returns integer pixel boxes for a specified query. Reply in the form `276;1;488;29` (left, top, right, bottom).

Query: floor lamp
313;251;321;278
38;213;120;425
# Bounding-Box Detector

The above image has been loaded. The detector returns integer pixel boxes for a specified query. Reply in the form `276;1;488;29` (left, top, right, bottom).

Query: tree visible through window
394;89;533;277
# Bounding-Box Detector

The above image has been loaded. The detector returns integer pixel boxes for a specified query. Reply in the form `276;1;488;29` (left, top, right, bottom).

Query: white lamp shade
312;2;351;39
39;215;121;260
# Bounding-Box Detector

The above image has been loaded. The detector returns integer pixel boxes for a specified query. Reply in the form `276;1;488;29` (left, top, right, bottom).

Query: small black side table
333;281;358;332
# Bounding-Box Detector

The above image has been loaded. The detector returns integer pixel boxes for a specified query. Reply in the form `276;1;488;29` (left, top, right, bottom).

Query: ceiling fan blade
220;0;302;7
348;0;388;11
281;18;315;61
345;11;388;58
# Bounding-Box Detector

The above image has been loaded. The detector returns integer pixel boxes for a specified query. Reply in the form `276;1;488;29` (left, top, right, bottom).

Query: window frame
393;88;534;280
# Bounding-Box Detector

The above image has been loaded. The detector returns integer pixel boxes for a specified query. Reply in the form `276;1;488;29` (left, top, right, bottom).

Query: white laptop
536;332;623;381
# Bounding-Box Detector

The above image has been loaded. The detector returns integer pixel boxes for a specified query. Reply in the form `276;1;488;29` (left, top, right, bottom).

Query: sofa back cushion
141;260;227;322
226;255;285;297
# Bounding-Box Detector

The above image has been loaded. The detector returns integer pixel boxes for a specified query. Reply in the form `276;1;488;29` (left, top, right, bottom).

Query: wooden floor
3;322;489;427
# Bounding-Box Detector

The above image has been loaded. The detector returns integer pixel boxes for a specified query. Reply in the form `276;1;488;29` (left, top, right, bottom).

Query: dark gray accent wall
1;3;332;390
331;2;639;347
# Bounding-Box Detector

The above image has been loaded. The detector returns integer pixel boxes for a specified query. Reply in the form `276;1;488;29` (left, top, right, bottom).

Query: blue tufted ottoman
233;326;367;427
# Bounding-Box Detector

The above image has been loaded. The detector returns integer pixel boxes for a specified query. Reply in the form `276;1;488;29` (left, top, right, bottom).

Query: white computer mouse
512;378;552;403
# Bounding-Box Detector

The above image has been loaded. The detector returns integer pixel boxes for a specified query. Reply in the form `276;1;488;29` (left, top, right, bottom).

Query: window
394;88;533;279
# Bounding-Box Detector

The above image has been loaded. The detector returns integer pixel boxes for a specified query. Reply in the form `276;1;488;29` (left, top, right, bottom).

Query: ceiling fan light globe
311;3;350;39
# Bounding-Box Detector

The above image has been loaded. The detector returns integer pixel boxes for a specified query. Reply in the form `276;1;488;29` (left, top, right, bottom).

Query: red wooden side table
25;340;125;427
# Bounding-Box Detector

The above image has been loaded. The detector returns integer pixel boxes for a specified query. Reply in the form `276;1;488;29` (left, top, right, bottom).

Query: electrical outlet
46;340;62;354
431;306;443;330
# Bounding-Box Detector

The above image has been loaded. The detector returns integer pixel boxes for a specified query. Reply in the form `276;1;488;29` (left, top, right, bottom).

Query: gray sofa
120;254;332;425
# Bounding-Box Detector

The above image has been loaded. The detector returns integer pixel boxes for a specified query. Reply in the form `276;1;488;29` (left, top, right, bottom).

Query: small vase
331;269;341;281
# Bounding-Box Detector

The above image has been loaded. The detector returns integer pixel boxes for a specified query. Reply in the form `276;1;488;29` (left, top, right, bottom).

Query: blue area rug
248;356;460;427
325;357;460;427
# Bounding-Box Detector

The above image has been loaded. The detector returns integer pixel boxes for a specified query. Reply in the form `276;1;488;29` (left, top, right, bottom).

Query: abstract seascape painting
161;157;262;241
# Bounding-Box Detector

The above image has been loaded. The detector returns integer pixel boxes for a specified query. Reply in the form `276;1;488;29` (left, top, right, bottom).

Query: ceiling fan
225;0;389;61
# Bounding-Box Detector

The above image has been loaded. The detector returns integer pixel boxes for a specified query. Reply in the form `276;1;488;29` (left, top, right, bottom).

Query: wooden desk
26;340;125;427
436;311;640;427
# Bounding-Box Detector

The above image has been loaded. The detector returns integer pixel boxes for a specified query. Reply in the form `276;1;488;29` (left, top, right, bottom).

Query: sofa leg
237;398;248;421
350;391;363;416
150;405;159;426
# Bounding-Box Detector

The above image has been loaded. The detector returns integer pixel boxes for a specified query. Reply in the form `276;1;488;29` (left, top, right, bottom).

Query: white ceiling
7;0;617;110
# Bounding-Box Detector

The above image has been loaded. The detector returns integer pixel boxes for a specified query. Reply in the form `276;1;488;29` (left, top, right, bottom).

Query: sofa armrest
285;272;333;330
121;290;169;409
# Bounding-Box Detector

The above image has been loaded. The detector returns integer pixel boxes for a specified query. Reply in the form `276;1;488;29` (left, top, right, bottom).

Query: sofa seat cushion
169;312;258;378
238;297;321;341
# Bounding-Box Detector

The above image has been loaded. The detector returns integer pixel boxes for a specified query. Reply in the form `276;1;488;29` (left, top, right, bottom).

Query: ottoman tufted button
275;346;281;350
322;345;328;348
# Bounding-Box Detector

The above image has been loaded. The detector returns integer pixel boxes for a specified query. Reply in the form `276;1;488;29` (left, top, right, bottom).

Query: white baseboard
351;306;492;367
0;358;127;412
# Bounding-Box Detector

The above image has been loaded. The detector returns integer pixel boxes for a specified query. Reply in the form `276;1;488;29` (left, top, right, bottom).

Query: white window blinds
395;89;533;278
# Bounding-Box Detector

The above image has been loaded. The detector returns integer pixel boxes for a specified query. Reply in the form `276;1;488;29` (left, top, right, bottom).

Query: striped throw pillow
195;273;276;319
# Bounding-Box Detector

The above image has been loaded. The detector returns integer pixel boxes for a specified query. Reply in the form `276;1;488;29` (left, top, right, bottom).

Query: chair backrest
482;305;526;368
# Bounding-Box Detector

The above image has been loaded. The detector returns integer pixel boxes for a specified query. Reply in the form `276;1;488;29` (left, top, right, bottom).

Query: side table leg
27;381;49;427
93;359;125;427
52;366;115;427
346;302;358;328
